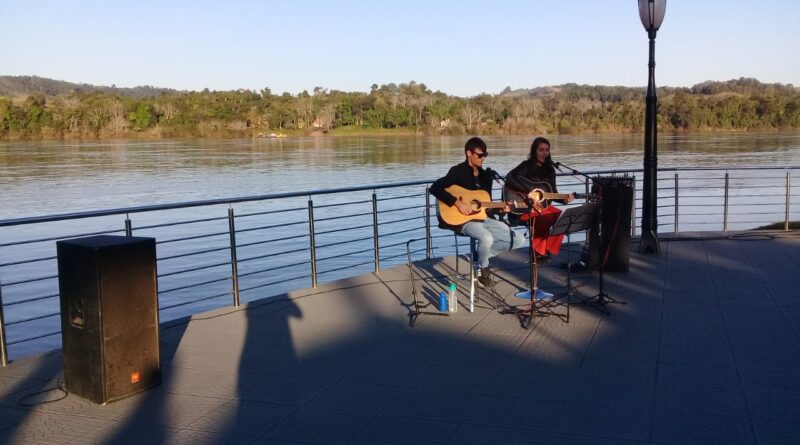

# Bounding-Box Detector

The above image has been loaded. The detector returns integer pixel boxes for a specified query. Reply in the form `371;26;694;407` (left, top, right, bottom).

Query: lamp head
638;0;666;32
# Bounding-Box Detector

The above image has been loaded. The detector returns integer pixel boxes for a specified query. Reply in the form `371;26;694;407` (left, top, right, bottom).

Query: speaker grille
589;177;633;272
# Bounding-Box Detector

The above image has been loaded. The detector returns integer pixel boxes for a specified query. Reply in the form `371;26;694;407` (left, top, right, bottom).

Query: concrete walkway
1;231;799;444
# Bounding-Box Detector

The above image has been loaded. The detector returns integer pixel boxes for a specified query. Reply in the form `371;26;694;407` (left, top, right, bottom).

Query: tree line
1;77;798;139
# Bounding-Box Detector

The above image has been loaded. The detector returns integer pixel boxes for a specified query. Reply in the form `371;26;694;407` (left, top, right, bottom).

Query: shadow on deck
1;231;799;444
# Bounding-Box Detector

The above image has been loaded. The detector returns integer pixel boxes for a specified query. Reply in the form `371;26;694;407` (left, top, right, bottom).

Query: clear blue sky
2;1;798;96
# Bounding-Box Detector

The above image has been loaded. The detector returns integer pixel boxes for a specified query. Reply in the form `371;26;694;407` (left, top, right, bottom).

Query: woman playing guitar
505;137;578;299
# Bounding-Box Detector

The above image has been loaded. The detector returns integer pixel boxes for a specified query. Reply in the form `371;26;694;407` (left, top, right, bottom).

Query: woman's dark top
506;159;559;197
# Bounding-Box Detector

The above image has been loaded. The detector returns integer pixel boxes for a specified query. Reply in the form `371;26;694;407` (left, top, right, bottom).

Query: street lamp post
638;0;666;254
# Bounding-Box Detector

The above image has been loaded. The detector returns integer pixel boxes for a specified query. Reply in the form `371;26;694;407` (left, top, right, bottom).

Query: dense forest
0;76;798;139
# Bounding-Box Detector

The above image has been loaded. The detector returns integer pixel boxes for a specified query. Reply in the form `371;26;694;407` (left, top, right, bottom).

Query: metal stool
454;234;499;312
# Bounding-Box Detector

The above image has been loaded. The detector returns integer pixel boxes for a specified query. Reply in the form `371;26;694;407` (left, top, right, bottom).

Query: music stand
550;203;601;318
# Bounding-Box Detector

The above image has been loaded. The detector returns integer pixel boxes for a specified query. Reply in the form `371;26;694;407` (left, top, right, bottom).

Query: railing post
786;172;791;232
227;207;240;307
425;187;432;259
308;198;318;289
723;172;730;232
631;175;638;238
125;214;133;237
1;283;8;367
372;191;380;273
674;173;679;234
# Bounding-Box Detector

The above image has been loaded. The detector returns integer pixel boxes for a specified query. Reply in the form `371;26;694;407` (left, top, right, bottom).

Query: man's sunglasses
472;151;488;158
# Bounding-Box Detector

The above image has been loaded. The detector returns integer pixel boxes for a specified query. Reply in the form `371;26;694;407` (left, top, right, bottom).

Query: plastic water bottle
439;290;448;312
448;282;457;312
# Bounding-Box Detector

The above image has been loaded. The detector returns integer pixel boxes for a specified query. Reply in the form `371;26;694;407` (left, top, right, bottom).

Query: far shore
3;126;797;141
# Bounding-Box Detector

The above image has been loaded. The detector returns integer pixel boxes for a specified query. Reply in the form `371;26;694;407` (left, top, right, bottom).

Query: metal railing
1;165;798;364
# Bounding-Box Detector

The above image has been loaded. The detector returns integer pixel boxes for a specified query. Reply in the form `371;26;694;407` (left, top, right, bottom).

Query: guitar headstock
585;192;601;203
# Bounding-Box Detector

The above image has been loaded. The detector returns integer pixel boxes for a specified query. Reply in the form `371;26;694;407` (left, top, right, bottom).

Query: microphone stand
552;160;597;270
552;161;593;188
557;163;627;314
511;193;545;329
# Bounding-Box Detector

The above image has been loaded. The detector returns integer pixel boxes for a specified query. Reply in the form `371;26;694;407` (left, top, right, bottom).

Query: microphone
548;159;563;172
488;168;503;180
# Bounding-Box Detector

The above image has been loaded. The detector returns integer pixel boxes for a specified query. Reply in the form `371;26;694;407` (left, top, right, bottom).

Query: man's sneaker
476;267;492;288
535;289;554;301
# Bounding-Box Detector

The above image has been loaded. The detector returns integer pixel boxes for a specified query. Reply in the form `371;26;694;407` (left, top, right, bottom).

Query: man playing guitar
430;137;525;287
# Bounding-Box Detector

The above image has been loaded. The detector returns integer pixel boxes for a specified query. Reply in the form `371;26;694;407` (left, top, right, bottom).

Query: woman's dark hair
528;136;552;164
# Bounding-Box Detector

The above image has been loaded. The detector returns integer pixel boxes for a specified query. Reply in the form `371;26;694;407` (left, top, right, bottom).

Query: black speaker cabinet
56;235;160;404
588;177;633;272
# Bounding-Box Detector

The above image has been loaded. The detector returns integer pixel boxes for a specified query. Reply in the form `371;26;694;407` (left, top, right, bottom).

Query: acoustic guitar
438;184;593;226
504;183;592;208
437;185;526;226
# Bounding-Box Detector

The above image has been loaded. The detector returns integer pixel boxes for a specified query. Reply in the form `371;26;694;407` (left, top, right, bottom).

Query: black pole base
575;292;626;316
639;229;661;254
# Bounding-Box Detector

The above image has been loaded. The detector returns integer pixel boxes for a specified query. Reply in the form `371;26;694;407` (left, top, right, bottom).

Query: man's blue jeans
460;217;525;269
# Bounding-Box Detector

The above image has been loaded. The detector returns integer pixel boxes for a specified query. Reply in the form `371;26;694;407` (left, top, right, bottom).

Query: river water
3;132;800;219
1;132;799;358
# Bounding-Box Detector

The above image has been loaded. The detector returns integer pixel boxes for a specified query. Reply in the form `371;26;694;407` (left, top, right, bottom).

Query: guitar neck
542;192;575;201
532;190;589;203
478;202;508;210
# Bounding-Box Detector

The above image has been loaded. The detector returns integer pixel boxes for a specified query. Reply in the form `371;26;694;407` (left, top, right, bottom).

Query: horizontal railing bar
382;239;419;250
237;260;310;278
4;292;59;307
0;228;123;248
318;259;375;276
235;223;307;235
388;245;434;261
314;223;373;236
8;330;60;346
159;276;231;294
313;212;371;223
379;216;424;226
158;261;231;278
158;245;231;261
6;311;59;326
237;247;309;264
315;199;373;209
378;205;425;214
3;275;58;287
160;291;233;310
316;237;372;251
236;233;308;249
680;203;724;208
381;252;410;262
238;275;308;293
234;206;307;219
378;227;421;238
0;254;56;268
157;231;229;245
376;193;425;202
317;247;373;262
135;215;229;231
